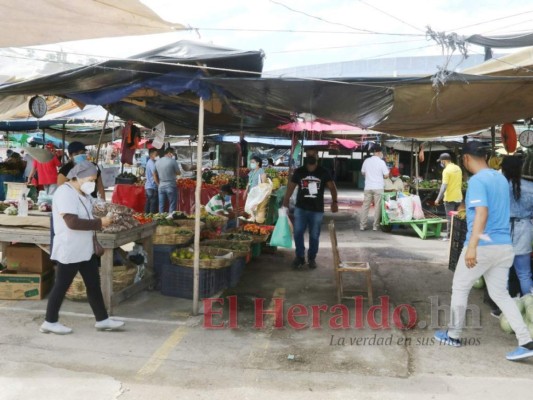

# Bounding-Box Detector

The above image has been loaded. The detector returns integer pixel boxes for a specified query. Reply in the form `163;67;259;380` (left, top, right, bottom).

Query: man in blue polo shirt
435;141;533;361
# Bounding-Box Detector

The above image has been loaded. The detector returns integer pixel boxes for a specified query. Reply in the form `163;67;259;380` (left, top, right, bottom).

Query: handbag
74;185;105;258
92;232;105;257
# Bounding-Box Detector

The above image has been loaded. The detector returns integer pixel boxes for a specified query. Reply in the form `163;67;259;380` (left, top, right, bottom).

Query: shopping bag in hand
269;207;293;248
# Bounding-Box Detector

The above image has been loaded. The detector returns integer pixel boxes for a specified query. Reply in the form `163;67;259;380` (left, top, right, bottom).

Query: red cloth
111;184;245;215
112;184;146;213
178;186;245;214
33;157;61;185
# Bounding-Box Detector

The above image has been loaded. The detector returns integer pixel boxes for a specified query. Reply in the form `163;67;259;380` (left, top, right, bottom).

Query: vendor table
112;183;246;214
0;220;157;315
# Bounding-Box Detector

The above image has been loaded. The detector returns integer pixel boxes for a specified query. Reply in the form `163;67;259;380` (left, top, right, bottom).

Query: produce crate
154;244;175;280
201;240;251;258
170;246;234;268
251;243;262;258
448;217;467;272
66;267;136;301
161;263;227;299
229;257;246;288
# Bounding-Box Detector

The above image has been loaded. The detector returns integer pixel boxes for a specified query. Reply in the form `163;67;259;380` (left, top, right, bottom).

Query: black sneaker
308;260;317;269
292;257;305;270
490;309;502;318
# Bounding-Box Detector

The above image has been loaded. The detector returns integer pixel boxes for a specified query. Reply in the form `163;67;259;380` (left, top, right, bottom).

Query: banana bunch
488;156;502;170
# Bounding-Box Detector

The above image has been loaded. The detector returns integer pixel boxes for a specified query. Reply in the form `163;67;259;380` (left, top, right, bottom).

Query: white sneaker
373;226;378;231
95;318;125;331
40;321;73;335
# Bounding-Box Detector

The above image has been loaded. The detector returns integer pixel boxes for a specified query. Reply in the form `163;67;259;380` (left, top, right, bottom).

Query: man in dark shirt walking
282;148;338;270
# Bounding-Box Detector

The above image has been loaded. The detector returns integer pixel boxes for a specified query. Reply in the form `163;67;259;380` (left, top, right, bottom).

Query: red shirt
34;157;61;185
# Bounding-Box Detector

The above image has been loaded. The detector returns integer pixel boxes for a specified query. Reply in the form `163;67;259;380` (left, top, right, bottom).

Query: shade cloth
0;0;182;48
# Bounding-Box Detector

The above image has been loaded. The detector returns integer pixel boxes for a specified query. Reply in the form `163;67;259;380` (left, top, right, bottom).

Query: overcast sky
34;0;533;72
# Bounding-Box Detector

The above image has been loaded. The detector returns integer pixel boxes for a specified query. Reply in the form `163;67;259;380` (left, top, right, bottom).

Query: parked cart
380;192;447;240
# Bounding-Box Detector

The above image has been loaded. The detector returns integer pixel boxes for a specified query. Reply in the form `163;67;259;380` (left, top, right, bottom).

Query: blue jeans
145;188;158;214
294;207;324;261
158;185;178;213
513;254;532;296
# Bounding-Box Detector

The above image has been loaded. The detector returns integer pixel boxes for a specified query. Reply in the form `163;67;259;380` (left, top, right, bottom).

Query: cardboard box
0;270;54;300
5;244;54;274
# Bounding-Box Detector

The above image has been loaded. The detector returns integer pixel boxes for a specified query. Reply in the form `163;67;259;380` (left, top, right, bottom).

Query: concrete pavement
1;191;532;399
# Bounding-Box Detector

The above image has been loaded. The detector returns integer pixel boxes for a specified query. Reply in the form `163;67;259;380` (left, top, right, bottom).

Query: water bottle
18;194;28;217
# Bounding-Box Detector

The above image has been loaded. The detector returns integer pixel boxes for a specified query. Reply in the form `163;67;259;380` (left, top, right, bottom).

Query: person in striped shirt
206;184;237;230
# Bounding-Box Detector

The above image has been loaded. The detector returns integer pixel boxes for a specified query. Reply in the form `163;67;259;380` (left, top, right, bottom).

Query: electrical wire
5;35;430;67
193;27;423;36
268;38;427;54
450;9;533;32
356;0;425;33
268;0;422;37
480;18;533;35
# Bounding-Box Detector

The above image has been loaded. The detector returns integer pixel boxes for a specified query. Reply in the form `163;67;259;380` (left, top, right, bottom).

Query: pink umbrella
278;120;362;132
330;138;359;150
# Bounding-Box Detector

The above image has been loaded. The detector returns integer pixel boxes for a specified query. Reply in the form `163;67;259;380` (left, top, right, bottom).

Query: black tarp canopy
3;41;533;138
0;41;394;135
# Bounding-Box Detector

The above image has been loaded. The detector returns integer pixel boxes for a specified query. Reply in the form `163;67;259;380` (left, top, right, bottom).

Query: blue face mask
74;154;87;164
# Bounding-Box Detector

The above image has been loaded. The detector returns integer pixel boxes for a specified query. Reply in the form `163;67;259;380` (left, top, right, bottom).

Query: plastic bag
385;199;400;220
245;181;273;222
397;197;414;221
269;207;293;248
412;195;424;220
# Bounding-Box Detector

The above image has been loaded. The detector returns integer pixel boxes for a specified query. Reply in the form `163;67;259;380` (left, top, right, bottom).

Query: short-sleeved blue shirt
465;168;512;246
145;159;157;190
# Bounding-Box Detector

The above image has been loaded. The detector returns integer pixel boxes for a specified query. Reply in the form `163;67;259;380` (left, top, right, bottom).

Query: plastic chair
328;220;373;304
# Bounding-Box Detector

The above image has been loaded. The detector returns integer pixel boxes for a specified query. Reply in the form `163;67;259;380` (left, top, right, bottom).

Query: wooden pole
425;142;432;180
96;111;110;164
62;125;66;165
491;126;496;156
192;98;205;316
410;139;414;179
415;150;419;196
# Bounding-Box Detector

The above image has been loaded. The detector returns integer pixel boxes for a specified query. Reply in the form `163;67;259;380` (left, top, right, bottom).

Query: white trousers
448;244;532;346
360;189;383;229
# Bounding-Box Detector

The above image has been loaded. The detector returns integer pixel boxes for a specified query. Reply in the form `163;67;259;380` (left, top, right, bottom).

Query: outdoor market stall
0;210;157;314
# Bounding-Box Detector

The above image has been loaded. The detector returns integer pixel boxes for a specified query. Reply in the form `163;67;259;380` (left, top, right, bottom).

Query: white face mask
250;162;257;169
391;177;398;182
81;181;96;195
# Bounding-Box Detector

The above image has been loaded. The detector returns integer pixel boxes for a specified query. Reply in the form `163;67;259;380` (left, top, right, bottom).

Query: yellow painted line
136;326;188;379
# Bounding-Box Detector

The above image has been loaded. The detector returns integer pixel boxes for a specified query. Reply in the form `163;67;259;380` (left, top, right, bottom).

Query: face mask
391;177;398;182
440;162;445;168
306;156;317;166
74;154;87;164
250;162;257;169
81;181;96;195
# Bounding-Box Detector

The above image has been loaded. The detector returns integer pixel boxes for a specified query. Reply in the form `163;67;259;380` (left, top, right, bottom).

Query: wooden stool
328;220;373;304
